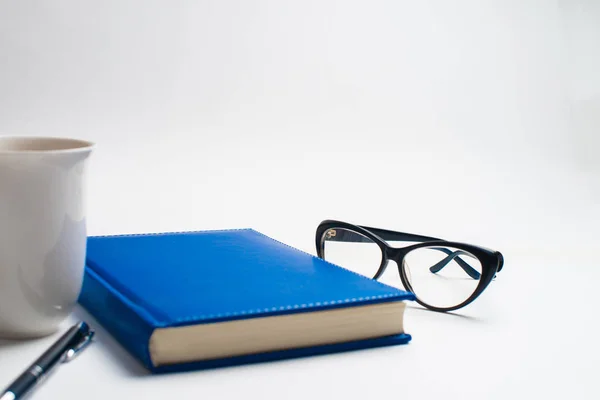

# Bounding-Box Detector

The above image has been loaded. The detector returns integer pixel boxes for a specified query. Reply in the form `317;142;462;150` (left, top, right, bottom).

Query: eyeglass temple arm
358;226;443;242
427;248;481;280
328;226;478;279
323;227;433;243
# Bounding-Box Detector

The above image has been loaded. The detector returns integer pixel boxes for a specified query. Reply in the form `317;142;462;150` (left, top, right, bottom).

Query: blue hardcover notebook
79;229;415;373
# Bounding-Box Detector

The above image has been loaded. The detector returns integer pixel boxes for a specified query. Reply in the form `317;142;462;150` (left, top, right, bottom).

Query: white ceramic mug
0;136;94;338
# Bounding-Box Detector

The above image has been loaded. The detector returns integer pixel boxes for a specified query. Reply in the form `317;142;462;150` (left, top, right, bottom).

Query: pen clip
61;329;95;363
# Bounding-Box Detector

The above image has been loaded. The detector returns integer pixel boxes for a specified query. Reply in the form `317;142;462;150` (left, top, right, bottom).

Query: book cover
78;229;415;373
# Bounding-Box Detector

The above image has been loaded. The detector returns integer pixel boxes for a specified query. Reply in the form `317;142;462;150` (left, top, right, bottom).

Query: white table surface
1;249;599;400
0;130;598;399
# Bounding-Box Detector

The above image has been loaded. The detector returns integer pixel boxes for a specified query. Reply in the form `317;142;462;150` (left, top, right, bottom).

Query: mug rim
0;136;95;155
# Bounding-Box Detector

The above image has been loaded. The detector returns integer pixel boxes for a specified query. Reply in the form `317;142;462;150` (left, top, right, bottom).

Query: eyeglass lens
403;245;482;308
321;228;382;277
321;228;482;309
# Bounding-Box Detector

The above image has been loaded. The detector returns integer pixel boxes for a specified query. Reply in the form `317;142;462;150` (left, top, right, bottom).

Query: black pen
1;321;94;400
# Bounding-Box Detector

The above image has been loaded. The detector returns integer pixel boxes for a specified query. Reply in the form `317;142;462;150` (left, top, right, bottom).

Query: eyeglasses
315;220;504;312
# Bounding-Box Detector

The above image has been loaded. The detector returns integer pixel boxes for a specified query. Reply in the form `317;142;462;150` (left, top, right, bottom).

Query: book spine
78;266;157;370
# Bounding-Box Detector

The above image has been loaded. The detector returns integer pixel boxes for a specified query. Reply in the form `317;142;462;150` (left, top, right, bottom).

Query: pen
1;321;94;400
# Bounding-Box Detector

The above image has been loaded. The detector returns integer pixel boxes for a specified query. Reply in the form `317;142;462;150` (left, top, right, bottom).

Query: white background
1;1;599;399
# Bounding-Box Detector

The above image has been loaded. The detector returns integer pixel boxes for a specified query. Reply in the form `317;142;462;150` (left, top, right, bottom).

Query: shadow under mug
0;136;94;339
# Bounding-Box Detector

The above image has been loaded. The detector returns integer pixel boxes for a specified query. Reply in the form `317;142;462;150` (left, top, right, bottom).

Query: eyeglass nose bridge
384;246;408;263
374;247;411;286
372;247;407;279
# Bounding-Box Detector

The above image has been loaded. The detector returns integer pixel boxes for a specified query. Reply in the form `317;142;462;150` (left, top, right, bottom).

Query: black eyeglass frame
315;220;504;312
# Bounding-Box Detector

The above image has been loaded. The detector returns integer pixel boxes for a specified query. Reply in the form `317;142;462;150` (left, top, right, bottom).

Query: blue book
79;229;415;373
